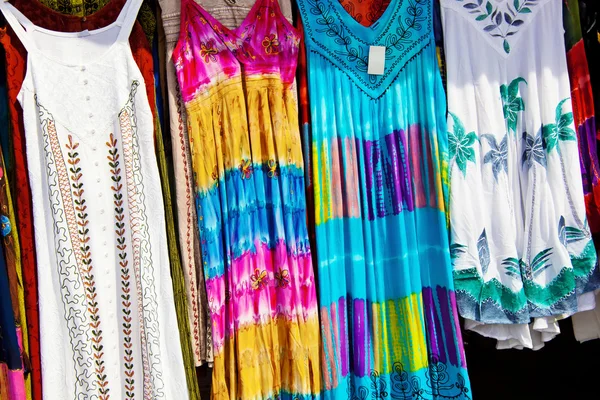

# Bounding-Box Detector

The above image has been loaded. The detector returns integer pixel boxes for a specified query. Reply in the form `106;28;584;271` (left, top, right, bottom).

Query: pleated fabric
297;0;471;398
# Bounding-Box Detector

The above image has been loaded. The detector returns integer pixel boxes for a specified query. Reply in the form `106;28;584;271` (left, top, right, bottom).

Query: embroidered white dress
0;0;189;398
441;0;600;349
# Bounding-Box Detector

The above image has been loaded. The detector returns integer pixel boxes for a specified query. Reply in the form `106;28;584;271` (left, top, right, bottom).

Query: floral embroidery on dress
107;133;136;400
251;269;268;290
262;34;280;54
199;40;219;63
66;134;110;400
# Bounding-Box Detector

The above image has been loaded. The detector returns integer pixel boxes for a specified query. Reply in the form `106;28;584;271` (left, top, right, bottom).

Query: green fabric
563;0;583;50
153;111;202;400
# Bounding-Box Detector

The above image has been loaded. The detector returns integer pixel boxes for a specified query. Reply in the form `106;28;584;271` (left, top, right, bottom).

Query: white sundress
441;0;600;349
0;0;189;398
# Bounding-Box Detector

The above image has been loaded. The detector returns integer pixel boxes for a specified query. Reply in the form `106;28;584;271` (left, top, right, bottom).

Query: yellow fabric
186;76;304;193
211;316;321;400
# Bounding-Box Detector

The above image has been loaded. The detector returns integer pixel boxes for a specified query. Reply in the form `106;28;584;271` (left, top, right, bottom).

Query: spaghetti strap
116;0;144;42
0;1;35;53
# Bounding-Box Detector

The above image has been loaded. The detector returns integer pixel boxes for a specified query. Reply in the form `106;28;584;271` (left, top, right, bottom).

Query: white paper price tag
367;46;386;75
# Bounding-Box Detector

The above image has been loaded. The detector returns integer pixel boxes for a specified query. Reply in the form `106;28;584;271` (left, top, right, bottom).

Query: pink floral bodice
173;0;300;103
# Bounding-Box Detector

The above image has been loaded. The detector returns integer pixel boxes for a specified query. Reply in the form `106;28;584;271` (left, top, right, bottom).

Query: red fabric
338;0;392;27
566;40;600;233
0;1;157;398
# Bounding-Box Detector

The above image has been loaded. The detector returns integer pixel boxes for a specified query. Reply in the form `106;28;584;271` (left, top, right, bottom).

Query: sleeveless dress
441;0;600;349
297;0;471;399
0;0;189;398
173;0;321;398
158;0;293;367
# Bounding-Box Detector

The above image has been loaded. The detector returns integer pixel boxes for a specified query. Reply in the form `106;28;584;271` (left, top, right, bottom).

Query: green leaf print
503;39;510;53
566;226;589;244
501;257;522;279
530;248;553;279
450;243;468;260
500;77;527;134
448;112;478;176
542;98;577;153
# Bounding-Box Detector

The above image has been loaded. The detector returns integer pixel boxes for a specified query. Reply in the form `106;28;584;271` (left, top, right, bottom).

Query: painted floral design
262;34;280;54
461;0;540;53
500;77;527;134
199;40;219;63
481;133;508;181
267;159;278;178
250;268;268;290
274;269;290;288
522;127;546;168
240;159;253;179
448;112;478;176
542;98;576;153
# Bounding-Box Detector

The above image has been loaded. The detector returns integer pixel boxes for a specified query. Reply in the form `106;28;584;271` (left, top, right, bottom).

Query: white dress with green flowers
441;0;600;349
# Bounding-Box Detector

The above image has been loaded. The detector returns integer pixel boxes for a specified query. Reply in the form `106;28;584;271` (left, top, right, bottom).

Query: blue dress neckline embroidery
298;0;433;99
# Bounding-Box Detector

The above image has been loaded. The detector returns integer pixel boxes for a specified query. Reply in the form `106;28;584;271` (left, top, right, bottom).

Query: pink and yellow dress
173;0;321;398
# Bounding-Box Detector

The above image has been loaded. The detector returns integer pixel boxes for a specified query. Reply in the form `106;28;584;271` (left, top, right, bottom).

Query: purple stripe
385;131;403;214
374;141;386;218
338;297;349;377
397;129;414;211
437;286;458;366
421;287;439;359
362;139;376;221
353;298;367;377
449;290;467;367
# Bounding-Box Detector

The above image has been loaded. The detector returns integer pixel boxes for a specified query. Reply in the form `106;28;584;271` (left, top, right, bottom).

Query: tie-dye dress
296;0;471;399
173;0;321;398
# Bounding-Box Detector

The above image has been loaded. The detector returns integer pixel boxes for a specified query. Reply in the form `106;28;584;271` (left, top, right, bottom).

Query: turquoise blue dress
297;0;472;398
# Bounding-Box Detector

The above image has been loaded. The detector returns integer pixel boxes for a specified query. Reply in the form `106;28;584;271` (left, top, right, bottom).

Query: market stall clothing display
159;0;294;367
297;0;471;398
0;0;189;398
174;0;321;398
442;0;600;350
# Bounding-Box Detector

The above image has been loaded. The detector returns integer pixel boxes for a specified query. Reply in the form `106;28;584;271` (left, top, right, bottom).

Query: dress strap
0;1;36;53
116;0;144;42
